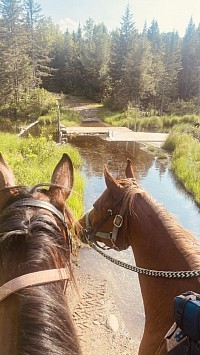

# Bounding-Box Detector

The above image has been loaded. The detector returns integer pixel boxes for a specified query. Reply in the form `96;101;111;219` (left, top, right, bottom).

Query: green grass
99;108;200;132
38;108;81;126
0;133;84;219
163;129;200;204
98;107;127;126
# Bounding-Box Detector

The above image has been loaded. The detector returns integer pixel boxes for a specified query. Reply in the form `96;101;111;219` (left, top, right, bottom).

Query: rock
107;314;119;332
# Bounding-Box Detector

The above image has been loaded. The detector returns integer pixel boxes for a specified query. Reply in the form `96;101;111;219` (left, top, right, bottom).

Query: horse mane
0;190;81;355
124;185;200;270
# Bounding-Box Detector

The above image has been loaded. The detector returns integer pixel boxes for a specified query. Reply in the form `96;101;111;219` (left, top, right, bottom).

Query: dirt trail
59;94;104;122
68;264;139;355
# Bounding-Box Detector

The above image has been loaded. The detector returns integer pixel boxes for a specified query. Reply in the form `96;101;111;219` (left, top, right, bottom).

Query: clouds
58;17;79;32
37;0;200;36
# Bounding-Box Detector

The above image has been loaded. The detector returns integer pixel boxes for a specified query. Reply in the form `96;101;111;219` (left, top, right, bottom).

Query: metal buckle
113;214;123;228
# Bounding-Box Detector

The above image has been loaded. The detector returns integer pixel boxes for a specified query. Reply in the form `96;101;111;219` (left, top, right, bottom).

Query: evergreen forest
1;0;200;117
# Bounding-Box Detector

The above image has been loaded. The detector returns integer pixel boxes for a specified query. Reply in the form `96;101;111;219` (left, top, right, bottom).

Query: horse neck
126;191;200;354
127;191;200;271
125;190;200;315
0;298;19;355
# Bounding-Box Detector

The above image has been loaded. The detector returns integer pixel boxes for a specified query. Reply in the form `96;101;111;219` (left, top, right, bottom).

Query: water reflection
70;136;154;179
140;160;200;238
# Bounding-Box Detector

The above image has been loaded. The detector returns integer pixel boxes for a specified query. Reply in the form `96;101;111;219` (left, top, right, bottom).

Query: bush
18;88;58;119
0;89;59;121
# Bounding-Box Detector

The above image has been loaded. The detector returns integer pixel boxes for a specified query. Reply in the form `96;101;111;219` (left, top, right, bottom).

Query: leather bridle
83;187;132;251
0;185;72;302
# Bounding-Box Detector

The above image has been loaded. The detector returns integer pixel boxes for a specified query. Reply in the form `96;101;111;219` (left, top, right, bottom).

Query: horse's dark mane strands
0;153;82;355
0;207;79;355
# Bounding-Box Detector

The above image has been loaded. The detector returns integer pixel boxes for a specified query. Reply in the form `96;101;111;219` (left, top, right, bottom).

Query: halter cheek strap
85;209;123;244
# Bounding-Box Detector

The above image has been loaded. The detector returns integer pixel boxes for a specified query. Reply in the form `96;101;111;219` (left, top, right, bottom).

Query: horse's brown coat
79;159;200;355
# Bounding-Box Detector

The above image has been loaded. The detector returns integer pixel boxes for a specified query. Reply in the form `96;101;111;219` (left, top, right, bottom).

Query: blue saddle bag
174;291;200;342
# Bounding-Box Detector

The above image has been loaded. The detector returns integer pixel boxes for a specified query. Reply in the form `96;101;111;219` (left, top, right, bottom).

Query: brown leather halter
0;190;71;301
83;187;132;251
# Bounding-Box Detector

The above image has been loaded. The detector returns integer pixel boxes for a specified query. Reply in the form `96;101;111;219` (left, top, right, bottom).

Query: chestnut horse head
0;153;82;355
79;158;200;355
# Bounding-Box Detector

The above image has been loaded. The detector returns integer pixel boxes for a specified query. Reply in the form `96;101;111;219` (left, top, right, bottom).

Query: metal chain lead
90;242;200;278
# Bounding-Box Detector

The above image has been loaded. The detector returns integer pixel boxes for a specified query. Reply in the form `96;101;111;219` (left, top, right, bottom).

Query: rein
0;185;72;301
0;268;70;302
88;241;200;278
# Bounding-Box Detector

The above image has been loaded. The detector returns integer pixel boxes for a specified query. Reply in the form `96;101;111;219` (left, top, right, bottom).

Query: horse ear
49;153;74;201
104;165;121;195
125;158;136;179
0;153;15;189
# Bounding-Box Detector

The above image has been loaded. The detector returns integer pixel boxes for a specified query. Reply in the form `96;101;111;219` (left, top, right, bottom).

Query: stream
69;135;200;341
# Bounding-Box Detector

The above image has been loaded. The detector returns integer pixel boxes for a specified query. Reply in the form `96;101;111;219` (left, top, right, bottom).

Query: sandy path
68;265;139;355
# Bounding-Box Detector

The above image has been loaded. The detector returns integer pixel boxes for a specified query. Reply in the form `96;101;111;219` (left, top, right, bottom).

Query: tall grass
38;108;81;126
0;133;84;219
163;130;200;204
98;107;200;132
98;108;128;126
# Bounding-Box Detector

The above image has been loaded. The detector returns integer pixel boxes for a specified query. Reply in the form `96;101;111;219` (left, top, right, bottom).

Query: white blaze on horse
79;158;200;355
0;153;82;355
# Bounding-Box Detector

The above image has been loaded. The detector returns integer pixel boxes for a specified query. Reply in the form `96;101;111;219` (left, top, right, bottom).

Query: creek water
69;135;200;342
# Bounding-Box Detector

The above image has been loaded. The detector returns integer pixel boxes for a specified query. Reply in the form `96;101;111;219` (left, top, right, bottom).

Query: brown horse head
0;153;82;355
79;158;140;251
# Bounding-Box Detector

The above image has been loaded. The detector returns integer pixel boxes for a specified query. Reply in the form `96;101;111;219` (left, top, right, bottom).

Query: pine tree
161;31;182;112
23;0;44;88
79;19;110;99
108;4;137;109
137;29;156;108
180;18;196;100
147;20;165;113
0;0;32;108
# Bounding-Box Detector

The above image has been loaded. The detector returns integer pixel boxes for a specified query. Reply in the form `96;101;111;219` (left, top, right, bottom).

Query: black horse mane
0;189;81;355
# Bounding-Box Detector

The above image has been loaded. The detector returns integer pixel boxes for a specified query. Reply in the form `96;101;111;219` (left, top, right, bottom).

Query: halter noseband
84;209;124;249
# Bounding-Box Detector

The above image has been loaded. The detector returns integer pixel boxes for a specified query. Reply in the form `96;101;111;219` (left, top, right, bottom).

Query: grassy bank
0;133;84;219
163;126;200;204
99;106;200;132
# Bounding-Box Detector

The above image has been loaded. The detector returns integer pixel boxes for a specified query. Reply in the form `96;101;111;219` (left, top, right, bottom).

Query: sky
36;0;200;37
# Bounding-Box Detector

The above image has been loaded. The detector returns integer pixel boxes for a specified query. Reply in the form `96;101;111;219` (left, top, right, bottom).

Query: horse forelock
0;205;81;355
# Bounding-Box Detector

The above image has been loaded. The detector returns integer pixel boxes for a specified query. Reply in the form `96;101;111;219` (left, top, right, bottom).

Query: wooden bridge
60;126;168;148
